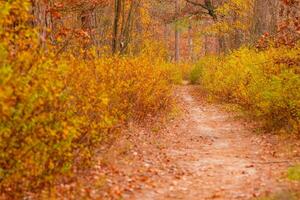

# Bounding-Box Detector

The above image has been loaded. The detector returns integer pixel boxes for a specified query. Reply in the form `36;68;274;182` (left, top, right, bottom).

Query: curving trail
129;86;295;200
65;85;298;200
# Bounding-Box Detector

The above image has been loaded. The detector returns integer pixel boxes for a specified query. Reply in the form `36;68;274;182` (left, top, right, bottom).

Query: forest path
128;85;293;200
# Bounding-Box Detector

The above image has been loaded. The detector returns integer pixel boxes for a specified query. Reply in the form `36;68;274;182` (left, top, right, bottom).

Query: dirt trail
54;85;298;199
129;86;295;200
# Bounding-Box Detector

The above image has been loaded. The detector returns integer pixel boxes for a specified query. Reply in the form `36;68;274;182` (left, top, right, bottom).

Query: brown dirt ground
52;85;300;200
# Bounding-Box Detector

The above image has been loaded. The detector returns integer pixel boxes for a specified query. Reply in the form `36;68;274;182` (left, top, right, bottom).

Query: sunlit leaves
0;1;174;198
192;44;300;133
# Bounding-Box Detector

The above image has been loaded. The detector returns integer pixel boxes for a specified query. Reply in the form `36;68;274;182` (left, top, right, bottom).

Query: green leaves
287;165;300;181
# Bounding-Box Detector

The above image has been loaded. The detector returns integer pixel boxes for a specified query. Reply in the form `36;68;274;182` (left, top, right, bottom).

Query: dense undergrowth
0;1;177;198
190;44;300;133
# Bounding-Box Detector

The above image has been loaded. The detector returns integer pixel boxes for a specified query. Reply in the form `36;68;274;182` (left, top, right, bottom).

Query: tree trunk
120;0;136;54
252;0;279;42
31;0;48;48
188;24;193;61
164;23;168;48
218;35;226;55
112;0;122;54
174;0;180;62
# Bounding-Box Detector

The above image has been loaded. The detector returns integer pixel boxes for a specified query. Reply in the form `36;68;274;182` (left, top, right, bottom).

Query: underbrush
0;1;175;198
190;45;300;133
0;51;174;198
288;165;300;181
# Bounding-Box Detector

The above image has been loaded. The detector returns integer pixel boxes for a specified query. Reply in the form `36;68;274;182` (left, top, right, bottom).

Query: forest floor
55;85;300;200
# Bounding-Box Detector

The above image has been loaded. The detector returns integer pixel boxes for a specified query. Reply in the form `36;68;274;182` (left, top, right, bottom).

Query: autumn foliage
0;1;174;197
1;0;300;198
192;44;300;132
189;0;300;134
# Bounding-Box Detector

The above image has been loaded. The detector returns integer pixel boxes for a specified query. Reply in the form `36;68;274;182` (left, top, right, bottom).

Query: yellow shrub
0;1;173;197
192;45;300;133
0;54;173;198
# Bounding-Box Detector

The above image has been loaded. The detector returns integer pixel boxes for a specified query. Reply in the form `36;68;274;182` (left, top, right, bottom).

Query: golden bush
191;45;300;133
0;1;174;197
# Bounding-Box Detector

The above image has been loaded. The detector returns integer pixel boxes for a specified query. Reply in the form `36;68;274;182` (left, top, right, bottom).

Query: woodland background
0;0;299;199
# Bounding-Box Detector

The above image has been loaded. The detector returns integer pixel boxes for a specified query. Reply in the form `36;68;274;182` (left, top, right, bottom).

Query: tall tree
252;0;280;42
175;0;180;62
112;0;122;53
